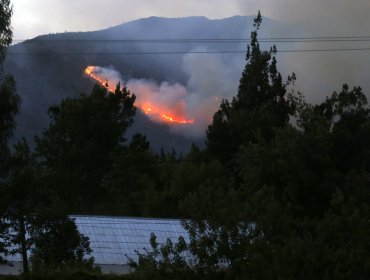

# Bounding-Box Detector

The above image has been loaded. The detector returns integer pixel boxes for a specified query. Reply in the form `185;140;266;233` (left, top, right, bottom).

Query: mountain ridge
5;16;289;152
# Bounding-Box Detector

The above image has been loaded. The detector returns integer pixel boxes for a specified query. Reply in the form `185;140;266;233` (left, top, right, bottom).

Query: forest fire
84;66;194;125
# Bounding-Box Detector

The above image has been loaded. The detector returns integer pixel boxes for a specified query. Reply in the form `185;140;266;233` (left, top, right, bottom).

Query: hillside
5;16;289;152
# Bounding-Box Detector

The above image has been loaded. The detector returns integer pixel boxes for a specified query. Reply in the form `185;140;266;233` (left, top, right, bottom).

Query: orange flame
84;66;194;125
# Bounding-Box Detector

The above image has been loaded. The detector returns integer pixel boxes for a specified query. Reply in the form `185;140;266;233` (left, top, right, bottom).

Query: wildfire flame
84;66;194;125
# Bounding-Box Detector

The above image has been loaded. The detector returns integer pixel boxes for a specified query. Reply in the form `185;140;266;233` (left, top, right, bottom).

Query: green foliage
0;75;19;151
129;233;192;278
206;11;297;163
129;13;370;280
0;0;19;168
0;272;129;280
0;0;12;68
130;85;370;280
0;0;21;265
0;217;10;264
140;146;228;218
2;139;44;216
103;133;158;216
0;139;44;272
36;84;136;213
30;217;94;272
0;141;93;273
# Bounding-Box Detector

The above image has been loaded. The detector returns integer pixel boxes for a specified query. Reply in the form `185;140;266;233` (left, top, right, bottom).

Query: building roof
72;215;188;265
1;215;188;265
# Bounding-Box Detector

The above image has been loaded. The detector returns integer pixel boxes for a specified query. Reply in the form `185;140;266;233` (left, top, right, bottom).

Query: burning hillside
84;66;194;125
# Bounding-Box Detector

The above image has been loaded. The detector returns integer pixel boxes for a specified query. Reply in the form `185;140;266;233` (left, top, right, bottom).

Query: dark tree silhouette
206;11;296;163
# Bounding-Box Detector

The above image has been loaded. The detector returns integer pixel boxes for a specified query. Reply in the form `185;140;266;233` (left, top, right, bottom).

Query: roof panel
1;215;188;265
71;215;188;265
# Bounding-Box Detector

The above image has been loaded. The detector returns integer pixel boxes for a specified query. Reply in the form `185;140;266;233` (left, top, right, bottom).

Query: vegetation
0;0;94;274
0;5;369;279
35;83;136;214
0;0;13;67
0;0;20;265
207;12;297;164
0;0;19;164
127;12;370;279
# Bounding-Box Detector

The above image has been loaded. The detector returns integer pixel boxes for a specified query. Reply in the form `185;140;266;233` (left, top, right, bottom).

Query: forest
1;3;370;279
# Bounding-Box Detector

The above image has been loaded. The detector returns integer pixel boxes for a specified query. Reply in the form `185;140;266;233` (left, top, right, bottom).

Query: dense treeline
128;14;370;279
0;273;132;280
1;5;370;278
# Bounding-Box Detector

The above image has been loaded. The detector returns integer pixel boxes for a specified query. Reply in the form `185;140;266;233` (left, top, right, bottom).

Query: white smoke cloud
89;66;122;85
86;47;243;139
86;66;193;128
179;47;243;137
126;79;189;123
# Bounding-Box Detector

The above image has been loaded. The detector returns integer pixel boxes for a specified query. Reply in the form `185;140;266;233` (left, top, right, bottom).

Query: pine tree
0;0;20;264
0;0;19;160
36;84;136;213
206;11;295;163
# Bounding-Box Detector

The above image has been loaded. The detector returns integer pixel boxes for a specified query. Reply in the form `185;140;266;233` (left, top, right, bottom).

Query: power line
11;35;370;43
6;47;370;56
10;35;370;55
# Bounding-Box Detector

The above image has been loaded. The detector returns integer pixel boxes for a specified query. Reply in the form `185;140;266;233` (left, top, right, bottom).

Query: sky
12;0;370;40
12;0;255;40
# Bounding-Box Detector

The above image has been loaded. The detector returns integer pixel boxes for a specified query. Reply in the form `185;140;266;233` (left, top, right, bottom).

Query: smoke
126;79;189;123
87;66;121;85
87;49;243;138
180;47;243;136
87;66;191;124
234;0;370;103
235;0;370;27
86;0;370;138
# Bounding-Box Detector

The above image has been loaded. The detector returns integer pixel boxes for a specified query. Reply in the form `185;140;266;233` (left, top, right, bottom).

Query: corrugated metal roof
1;215;188;265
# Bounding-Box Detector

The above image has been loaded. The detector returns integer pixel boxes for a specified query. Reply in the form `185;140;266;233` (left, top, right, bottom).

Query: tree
0;213;10;264
0;139;52;273
0;75;19;152
137;145;229;218
0;0;13;68
129;233;194;279
36;83;136;213
130;13;370;279
0;0;19;164
230;85;370;279
0;140;94;274
206;11;296;163
103;133;159;216
30;217;94;272
316;84;370;174
131;85;370;279
0;0;22;265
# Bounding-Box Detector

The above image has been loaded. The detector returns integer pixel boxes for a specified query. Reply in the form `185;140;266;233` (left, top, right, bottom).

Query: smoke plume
86;49;243;138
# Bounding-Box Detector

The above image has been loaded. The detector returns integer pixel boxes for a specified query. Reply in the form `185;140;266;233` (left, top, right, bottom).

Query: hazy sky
12;0;254;39
13;0;370;40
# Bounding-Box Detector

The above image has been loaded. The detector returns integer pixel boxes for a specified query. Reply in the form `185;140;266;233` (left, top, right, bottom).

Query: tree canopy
36;84;136;213
0;0;21;265
0;0;19;163
206;11;297;163
129;13;370;280
0;0;13;68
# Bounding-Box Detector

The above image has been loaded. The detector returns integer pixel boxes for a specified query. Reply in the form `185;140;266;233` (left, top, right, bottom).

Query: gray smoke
236;0;370;103
88;48;244;138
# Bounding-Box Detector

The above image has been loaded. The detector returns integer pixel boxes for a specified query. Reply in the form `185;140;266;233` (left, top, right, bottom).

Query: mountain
5;16;290;152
